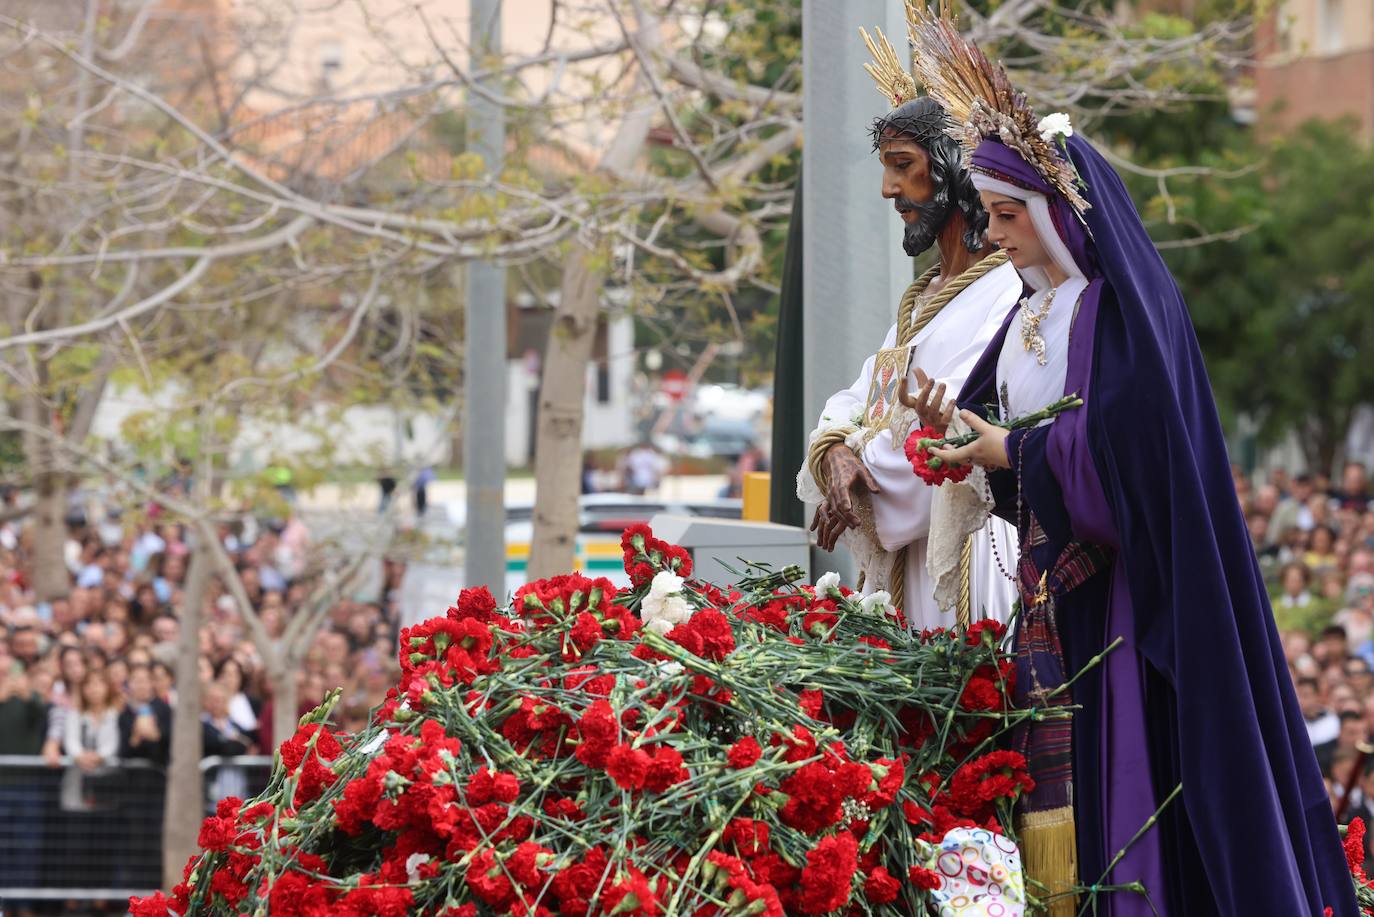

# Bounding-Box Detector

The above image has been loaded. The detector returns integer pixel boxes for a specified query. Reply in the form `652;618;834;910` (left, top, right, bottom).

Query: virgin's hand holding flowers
929;410;1010;470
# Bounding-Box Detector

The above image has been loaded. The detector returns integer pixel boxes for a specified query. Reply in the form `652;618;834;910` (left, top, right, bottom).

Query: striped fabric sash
1013;536;1114;816
1017;539;1114;611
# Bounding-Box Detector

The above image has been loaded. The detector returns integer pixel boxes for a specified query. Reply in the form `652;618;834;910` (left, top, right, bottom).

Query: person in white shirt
623;442;668;496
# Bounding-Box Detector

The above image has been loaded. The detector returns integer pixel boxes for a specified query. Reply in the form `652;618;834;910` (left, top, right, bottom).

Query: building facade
1256;0;1374;139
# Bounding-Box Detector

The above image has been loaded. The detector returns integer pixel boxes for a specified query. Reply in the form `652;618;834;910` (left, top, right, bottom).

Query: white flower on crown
815;571;842;598
641;570;693;635
1037;112;1074;144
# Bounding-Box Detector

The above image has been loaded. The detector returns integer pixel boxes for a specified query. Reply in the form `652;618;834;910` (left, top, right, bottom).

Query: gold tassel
1018;806;1078;917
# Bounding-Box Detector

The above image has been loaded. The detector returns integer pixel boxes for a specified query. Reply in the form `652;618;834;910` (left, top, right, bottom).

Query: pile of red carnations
133;525;1037;917
1343;818;1374;914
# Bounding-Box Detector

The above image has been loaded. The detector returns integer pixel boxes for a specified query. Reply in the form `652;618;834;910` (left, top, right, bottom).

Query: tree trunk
21;389;70;601
270;657;299;754
23;0;101;603
526;12;660;579
31;470;70;600
162;544;211;889
528;252;607;578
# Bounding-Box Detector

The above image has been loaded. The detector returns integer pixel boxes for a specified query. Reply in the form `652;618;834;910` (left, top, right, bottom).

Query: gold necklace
1019;285;1058;367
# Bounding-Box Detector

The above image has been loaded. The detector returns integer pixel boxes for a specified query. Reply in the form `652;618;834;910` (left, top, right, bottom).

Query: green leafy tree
1154;120;1374;472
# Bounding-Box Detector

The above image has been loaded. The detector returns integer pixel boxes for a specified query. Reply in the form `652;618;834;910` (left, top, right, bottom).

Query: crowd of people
1239;461;1374;854
0;493;404;911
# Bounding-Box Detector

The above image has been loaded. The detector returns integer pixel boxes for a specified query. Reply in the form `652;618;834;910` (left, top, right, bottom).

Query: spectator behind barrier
118;664;172;766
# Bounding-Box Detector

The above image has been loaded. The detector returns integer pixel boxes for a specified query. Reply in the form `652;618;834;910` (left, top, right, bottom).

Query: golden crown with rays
860;26;917;108
861;1;1090;215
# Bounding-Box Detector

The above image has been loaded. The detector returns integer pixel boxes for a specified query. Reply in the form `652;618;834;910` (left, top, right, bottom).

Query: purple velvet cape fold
959;137;1355;917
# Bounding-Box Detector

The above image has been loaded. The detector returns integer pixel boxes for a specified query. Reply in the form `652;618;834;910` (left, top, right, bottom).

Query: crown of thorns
868;102;953;151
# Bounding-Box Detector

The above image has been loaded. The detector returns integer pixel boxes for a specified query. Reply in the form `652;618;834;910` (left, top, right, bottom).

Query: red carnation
779;758;870;834
606;744;652;791
196;815;236;852
797;832;858;914
965;618;1007;648
959;663;1013;712
727;736;763;769
566;612;604;660
277;724;341;806
507;842;554;889
740;598;793;631
723;817;771;856
602;868;660;917
667;622;705;657
774;724;818;763
864;865;901;904
947;751;1034;817
904;424;974;486
909;865;943;891
449;585;498;623
686;608;736;660
576;699;619;768
903;801;979;844
864;756;906;809
130;892;183;917
645;745;690;793
801;610;839;638
1345;817;1368;880
466;849;516;908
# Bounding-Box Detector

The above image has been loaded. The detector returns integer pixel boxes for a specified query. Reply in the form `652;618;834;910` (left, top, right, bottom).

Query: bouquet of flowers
133;525;1042;917
904;395;1084;485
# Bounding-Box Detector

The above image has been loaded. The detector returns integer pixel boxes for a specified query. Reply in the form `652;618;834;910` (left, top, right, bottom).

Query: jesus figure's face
879;137;950;256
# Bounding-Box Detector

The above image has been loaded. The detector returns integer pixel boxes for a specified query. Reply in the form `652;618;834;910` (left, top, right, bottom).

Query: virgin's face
979;191;1052;273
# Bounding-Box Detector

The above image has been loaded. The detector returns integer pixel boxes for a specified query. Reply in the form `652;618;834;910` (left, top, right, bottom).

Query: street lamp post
463;0;508;591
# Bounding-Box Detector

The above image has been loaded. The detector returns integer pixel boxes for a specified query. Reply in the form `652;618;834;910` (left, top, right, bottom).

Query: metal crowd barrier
0;754;273;905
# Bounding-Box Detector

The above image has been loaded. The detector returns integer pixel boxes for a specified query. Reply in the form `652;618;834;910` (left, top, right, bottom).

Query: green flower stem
663;787;757;915
1051;781;1183;917
919;394;1084;469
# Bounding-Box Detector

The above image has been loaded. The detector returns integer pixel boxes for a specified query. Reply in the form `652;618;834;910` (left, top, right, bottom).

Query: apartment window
595;362;611;404
1319;0;1344;54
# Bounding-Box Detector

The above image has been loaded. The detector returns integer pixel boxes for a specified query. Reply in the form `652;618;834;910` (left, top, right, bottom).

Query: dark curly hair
869;98;987;254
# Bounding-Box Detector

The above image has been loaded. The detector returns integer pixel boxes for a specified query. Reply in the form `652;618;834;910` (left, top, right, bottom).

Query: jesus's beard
896;195;952;257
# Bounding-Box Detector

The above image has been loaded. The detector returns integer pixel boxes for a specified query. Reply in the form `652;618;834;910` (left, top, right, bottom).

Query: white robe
798;260;1023;630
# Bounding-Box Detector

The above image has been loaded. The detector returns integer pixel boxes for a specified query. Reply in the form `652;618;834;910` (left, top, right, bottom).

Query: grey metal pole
463;0;507;592
801;0;910;584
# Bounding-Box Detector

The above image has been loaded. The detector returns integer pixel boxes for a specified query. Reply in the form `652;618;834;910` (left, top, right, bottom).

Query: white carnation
359;732;388;756
642;570;693;634
816;571;842;597
405;853;431;885
1037;112;1073;143
649;570;684;596
859;590;893;617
